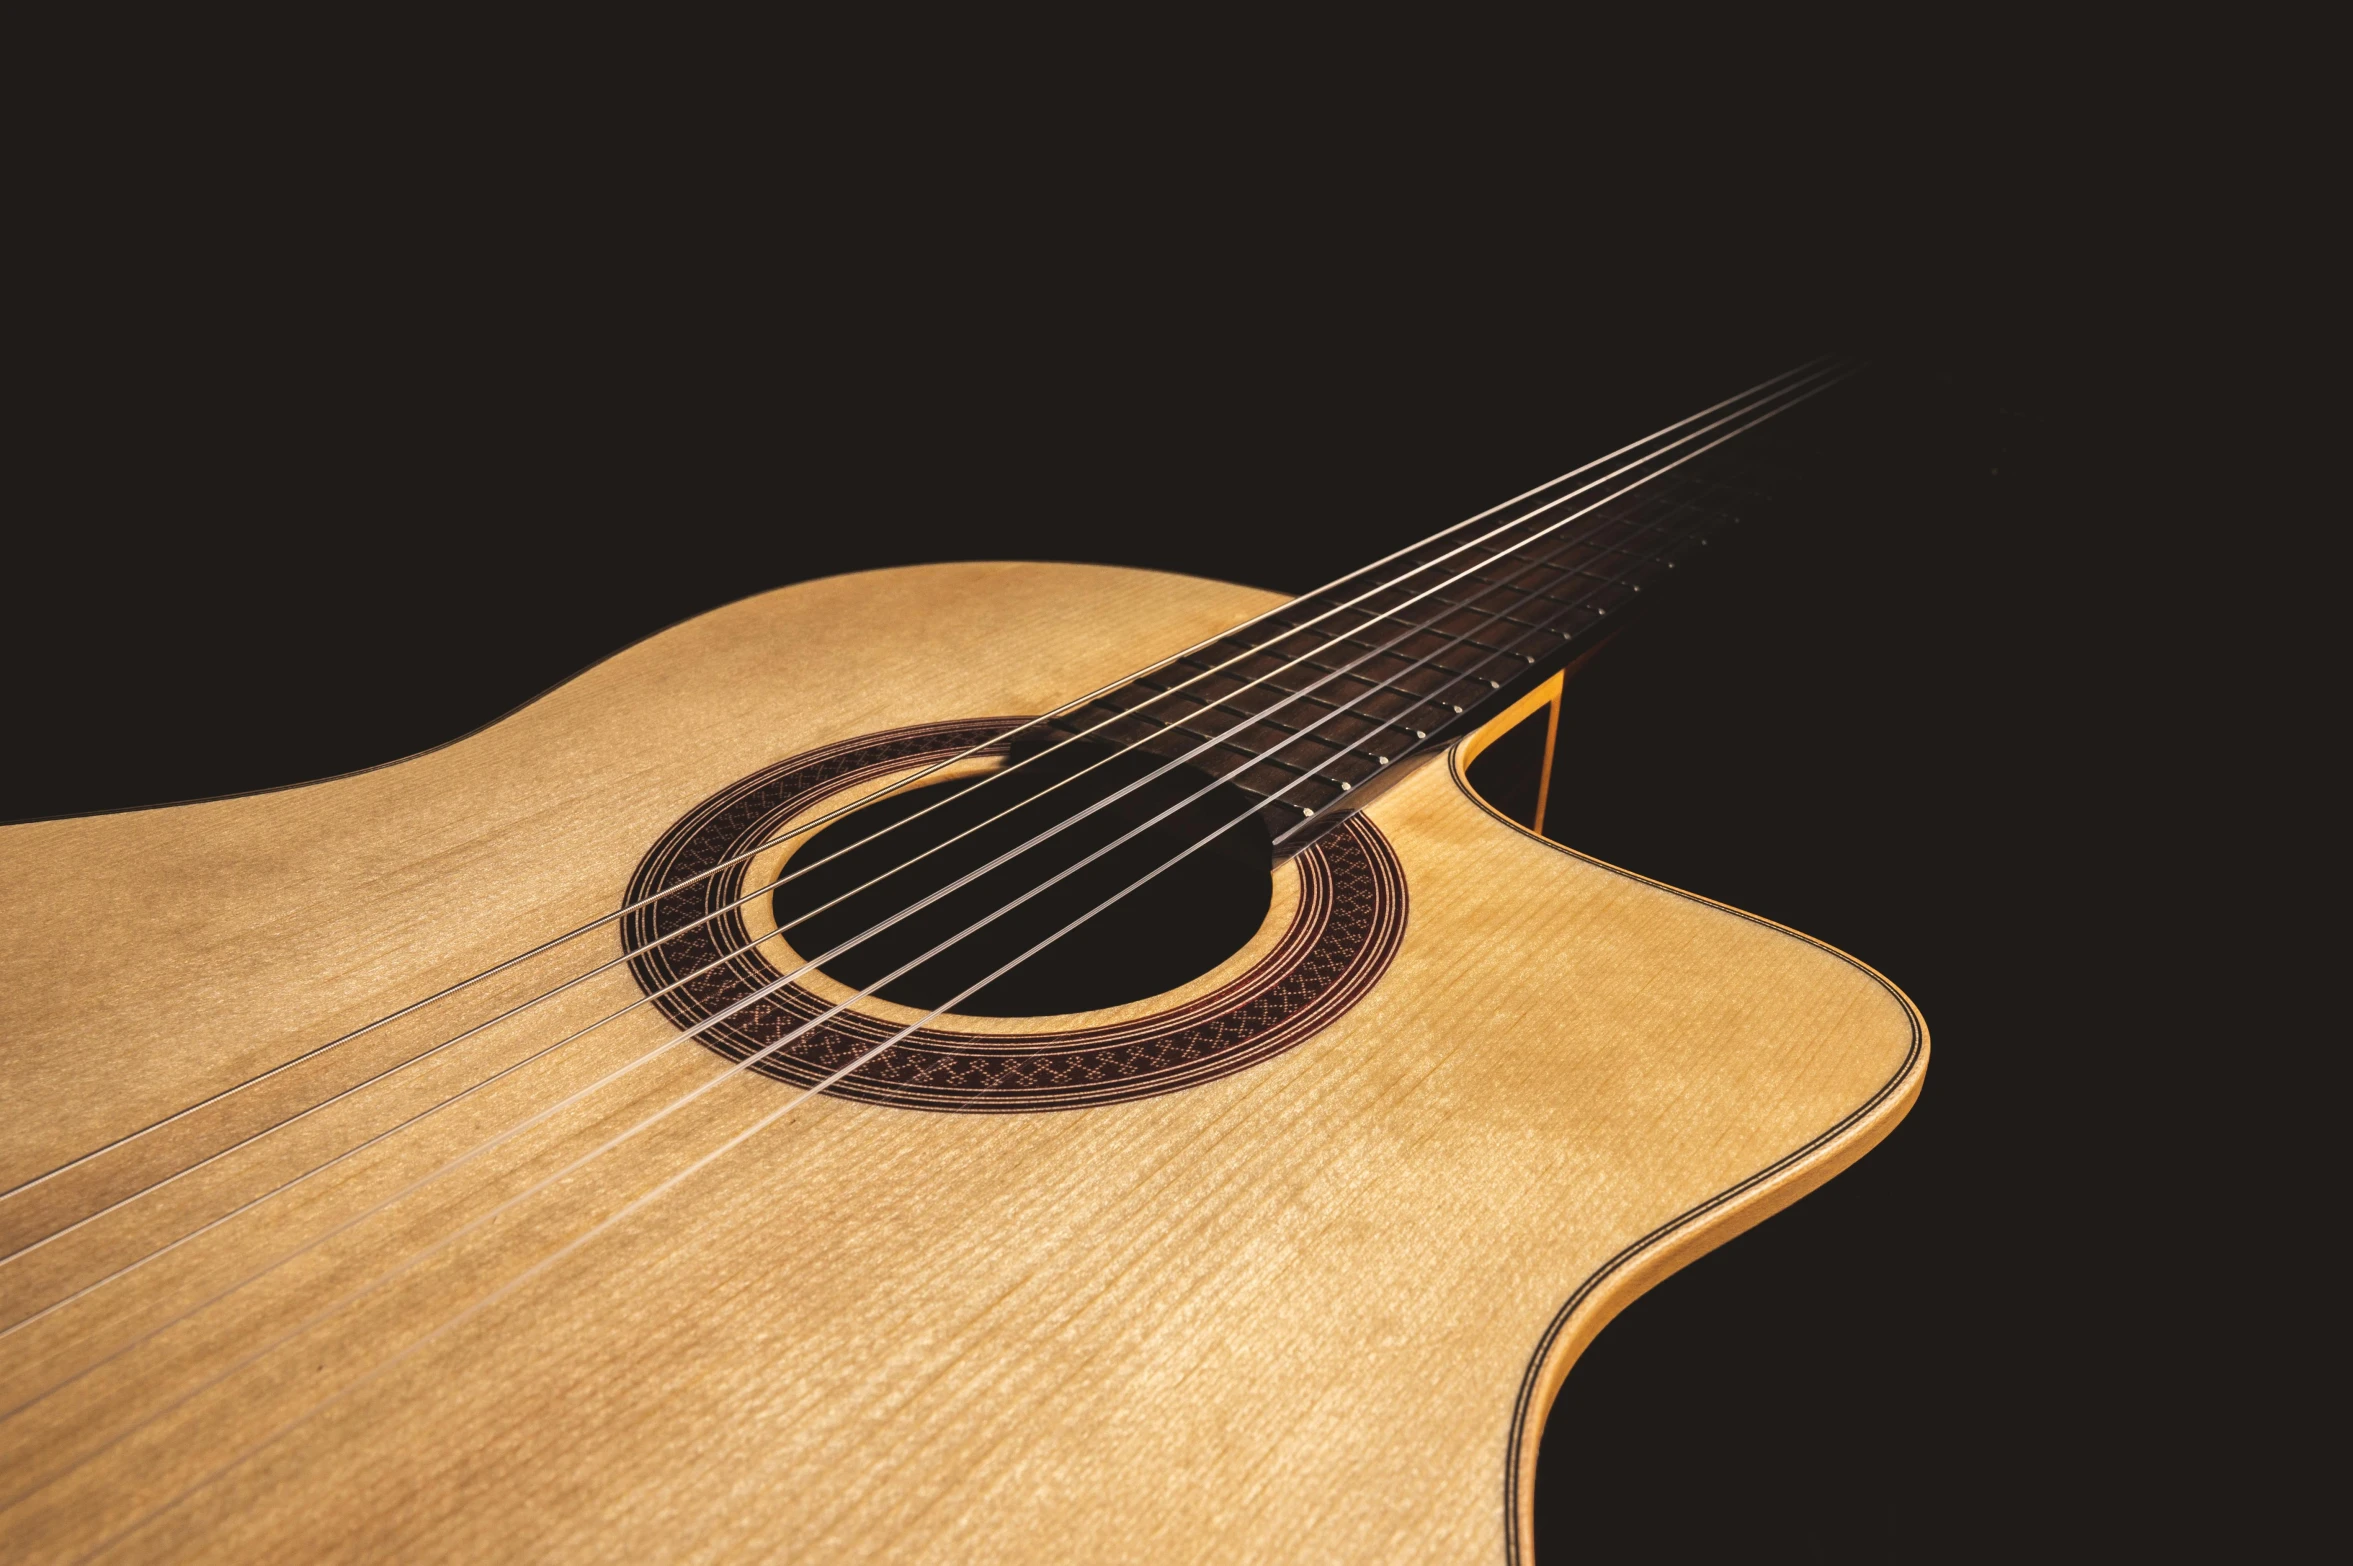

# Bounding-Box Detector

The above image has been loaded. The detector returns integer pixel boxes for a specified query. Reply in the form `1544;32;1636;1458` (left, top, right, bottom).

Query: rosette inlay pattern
623;720;1408;1112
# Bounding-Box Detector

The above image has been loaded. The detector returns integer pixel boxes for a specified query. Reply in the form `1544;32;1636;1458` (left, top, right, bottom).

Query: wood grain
0;562;1924;1562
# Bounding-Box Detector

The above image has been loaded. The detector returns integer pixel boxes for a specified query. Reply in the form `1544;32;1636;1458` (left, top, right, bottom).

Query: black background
8;49;2275;1559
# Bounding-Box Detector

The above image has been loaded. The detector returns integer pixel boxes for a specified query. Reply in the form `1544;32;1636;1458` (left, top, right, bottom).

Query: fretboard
1023;389;1813;858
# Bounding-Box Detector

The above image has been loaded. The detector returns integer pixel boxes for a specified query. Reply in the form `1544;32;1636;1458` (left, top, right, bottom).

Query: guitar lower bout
1451;712;1925;1562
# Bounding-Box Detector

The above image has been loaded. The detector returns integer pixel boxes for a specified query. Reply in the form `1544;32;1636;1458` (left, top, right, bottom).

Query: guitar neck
1030;428;1789;858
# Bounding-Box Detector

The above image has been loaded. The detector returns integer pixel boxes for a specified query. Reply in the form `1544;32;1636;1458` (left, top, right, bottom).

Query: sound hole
773;746;1274;1016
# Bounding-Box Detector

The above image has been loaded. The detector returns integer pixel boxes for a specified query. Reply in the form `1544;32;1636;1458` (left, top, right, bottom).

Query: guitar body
0;562;1923;1562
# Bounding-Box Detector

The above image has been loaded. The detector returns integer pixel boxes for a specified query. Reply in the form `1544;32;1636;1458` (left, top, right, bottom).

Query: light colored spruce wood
0;562;1924;1563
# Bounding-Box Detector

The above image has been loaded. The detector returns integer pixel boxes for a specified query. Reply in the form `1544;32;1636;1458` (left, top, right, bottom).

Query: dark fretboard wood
1024;426;1794;858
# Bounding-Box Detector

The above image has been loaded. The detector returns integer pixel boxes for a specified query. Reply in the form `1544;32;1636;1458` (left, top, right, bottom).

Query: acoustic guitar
0;358;1924;1562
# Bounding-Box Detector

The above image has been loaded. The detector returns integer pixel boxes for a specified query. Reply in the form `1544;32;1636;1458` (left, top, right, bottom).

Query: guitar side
0;562;1923;1562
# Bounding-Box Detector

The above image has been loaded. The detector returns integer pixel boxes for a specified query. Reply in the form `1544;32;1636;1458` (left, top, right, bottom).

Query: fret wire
1135;707;1340;771
1411;587;1557;638
1194;671;1351;720
1231;681;1443;746
1461;504;1701;608
1221;729;1365;782
1130;672;1431;752
1500;523;1690;576
1271;614;1524;668
1488;548;1641;589
1281;603;1510;660
1224;714;1399;771
1186;645;1464;712
1155;711;1334;771
1130;674;1314;737
1270;643;1492;693
1493;522;1657;573
1463;553;1603;598
1159;694;1315;744
1119;655;1485;785
1453;566;1597;616
1178;731;1317;778
1505;493;1721;564
1280;511;1634;615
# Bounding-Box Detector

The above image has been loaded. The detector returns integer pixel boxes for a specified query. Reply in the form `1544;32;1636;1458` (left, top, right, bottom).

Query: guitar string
0;358;1828;1212
57;364;1861;1559
0;362;1836;1283
0;371;1816;1404
2;367;1855;1534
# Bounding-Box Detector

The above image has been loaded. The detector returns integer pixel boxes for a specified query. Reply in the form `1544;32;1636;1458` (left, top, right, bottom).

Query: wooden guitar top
0;562;1923;1562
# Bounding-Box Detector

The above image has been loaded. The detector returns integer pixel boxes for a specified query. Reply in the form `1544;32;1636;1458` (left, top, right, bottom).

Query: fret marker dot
1488;679;1500;688
1376;755;1389;765
1450;703;1463;713
1301;805;1314;816
1414;729;1426;739
1339;780;1351;791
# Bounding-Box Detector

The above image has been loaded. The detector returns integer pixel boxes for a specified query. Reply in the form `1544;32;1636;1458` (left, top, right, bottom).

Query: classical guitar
0;358;1924;1562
